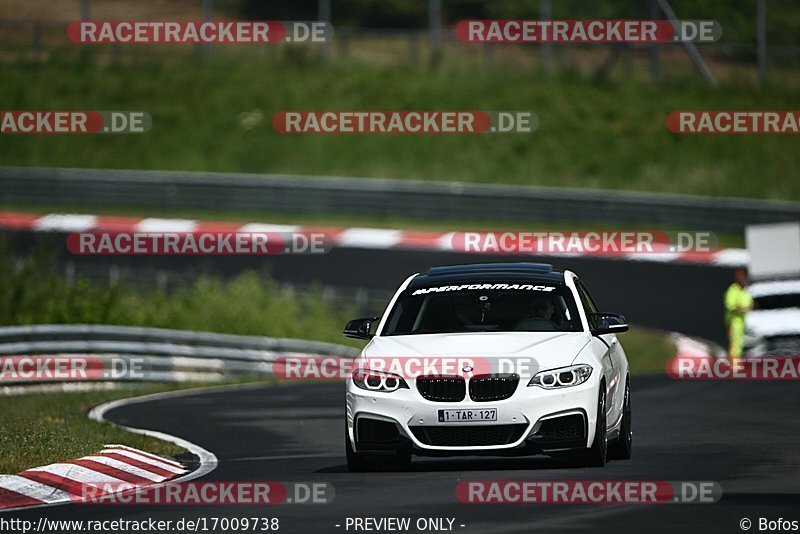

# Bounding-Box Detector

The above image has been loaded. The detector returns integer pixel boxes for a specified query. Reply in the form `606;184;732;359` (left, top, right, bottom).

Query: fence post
649;0;661;81
200;0;213;60
337;27;350;60
540;0;553;73
428;0;442;65
318;0;331;63
80;0;90;59
656;0;717;87
32;22;43;62
757;0;768;84
409;31;420;64
623;44;633;77
483;42;494;66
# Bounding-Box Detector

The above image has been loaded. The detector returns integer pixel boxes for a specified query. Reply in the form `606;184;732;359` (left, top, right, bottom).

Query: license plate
438;408;497;422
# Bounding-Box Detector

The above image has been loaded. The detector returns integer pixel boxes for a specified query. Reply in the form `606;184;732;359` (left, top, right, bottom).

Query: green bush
0;247;354;345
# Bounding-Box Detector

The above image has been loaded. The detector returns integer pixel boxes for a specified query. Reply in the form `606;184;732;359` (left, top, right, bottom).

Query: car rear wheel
608;377;632;460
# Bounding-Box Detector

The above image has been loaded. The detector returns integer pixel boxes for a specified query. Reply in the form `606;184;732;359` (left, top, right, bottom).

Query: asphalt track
7;376;800;533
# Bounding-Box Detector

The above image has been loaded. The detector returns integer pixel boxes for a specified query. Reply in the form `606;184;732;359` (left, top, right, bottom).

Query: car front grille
410;424;527;447
469;374;519;401
416;376;466;402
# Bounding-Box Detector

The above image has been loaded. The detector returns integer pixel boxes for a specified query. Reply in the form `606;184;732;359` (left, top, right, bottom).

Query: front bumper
346;377;598;455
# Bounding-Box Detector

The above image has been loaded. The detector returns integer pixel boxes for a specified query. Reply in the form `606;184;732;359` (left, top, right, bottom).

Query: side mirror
590;313;629;336
343;317;379;340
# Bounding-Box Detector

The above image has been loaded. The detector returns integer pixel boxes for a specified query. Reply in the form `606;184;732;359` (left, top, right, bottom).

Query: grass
622;326;677;375
0;383;189;474
0;378;277;474
0;58;799;200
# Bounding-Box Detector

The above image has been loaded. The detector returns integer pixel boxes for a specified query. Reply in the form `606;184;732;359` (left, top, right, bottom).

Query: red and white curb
667;332;724;376
0;211;748;266
0;386;221;512
0;445;187;511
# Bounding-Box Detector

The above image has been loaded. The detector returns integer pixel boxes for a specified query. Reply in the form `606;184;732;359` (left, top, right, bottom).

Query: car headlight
528;364;593;389
352;368;409;392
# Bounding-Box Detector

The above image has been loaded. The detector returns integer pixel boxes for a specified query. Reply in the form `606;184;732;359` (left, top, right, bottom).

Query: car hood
746;308;800;337
362;331;591;370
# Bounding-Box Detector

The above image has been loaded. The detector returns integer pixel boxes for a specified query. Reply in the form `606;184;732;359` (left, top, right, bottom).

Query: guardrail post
65;261;76;287
156;271;168;293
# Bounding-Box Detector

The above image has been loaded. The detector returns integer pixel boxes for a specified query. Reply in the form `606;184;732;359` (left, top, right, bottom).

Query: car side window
574;279;598;331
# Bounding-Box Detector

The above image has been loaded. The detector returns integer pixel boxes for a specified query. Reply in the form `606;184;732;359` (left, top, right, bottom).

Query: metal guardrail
0;324;359;387
1;167;799;232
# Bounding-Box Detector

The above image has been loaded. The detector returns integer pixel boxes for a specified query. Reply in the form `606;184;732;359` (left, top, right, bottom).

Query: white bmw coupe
344;262;632;471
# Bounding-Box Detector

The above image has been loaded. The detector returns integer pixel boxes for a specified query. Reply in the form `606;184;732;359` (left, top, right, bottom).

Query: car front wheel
345;427;370;472
608;377;632;460
574;387;607;467
345;424;411;472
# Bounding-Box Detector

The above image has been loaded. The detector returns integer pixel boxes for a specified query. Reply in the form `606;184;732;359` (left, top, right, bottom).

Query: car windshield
753;293;800;310
381;283;582;335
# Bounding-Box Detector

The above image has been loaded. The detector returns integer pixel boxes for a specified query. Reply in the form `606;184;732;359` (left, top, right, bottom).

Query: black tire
384;449;412;471
345;424;411;472
608;377;632;460
345;426;371;472
575;387;607;467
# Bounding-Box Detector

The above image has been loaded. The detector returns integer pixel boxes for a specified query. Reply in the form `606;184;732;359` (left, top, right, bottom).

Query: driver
515;297;557;330
529;297;554;321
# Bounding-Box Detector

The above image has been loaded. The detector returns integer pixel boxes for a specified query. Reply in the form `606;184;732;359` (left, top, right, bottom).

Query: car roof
408;262;565;288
